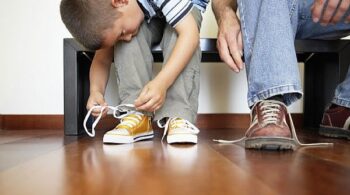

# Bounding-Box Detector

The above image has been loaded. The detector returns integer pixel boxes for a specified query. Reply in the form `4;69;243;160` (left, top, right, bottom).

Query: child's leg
102;19;165;144
114;19;165;105
154;8;203;124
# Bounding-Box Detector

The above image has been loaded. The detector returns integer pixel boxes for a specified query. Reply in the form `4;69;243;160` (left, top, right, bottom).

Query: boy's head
60;0;144;50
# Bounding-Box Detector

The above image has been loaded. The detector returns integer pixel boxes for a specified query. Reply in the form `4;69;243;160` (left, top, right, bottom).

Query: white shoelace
157;118;200;141
83;104;139;137
258;101;281;126
214;100;333;148
344;117;350;129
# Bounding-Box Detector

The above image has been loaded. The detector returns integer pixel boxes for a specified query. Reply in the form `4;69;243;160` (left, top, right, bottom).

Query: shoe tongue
170;118;186;126
135;111;144;116
120;112;143;122
127;111;144;117
173;118;184;121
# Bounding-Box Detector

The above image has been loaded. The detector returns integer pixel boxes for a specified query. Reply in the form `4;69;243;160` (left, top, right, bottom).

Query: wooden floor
1;128;350;195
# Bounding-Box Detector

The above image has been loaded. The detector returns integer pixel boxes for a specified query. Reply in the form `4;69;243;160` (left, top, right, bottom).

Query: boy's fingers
96;99;106;106
90;106;109;118
92;110;100;117
135;93;153;108
151;102;162;112
150;100;161;112
102;110;108;118
149;106;157;112
155;105;162;111
92;111;101;117
135;87;149;106
135;95;151;107
137;98;156;111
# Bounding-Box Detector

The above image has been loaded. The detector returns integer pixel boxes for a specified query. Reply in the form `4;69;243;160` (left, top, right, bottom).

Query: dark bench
64;38;350;135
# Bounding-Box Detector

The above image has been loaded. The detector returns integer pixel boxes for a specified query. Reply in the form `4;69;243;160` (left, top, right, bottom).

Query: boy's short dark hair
60;0;119;50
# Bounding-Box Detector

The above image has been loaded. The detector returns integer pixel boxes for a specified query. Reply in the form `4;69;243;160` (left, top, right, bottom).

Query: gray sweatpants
113;8;202;124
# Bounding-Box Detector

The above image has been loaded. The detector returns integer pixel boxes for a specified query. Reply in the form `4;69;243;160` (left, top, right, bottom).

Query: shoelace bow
157;118;200;141
214;100;333;148
83;104;141;137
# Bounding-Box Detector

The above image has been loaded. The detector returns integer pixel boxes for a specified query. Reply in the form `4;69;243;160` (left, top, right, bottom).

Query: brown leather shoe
319;104;350;139
245;100;296;150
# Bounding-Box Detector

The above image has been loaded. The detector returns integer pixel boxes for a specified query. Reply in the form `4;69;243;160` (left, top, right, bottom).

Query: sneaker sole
319;125;350;140
103;131;154;144
167;134;197;144
245;137;296;150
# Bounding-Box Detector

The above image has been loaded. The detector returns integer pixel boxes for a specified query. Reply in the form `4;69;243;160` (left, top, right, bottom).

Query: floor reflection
161;144;198;173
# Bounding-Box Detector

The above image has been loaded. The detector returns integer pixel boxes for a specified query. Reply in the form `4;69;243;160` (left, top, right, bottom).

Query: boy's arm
87;47;113;117
212;0;243;72
134;13;199;112
154;13;199;89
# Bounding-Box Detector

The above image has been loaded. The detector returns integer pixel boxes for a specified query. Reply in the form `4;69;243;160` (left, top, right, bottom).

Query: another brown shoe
319;104;350;139
245;100;296;150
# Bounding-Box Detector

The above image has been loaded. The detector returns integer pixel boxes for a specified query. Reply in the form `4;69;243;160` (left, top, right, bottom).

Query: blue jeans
238;0;350;108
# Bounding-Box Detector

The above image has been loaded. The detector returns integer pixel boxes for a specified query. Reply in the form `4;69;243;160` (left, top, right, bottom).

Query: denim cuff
332;97;350;109
248;84;303;107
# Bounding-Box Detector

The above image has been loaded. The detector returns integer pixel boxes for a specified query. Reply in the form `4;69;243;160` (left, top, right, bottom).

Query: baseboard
1;115;64;130
0;115;3;130
0;114;303;130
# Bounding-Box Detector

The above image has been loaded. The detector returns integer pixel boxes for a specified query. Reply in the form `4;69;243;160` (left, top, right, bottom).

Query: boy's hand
134;80;167;112
86;92;108;118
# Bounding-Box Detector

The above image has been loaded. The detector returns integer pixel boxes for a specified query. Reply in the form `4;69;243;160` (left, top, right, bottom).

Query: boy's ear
111;0;129;8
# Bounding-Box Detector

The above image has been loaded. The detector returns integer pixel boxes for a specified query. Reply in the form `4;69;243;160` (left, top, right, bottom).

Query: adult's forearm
212;0;237;22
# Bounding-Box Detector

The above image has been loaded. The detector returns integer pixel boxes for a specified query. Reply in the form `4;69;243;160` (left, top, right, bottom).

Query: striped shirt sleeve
154;0;194;27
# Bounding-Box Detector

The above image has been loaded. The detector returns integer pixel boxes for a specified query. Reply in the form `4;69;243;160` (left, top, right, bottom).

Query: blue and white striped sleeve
155;0;194;27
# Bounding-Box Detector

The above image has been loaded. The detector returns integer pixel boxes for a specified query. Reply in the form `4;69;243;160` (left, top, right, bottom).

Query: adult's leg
333;68;350;108
296;0;350;108
234;0;314;150
238;0;302;107
154;8;203;124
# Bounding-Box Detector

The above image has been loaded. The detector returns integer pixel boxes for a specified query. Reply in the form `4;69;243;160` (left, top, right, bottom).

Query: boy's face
102;0;144;48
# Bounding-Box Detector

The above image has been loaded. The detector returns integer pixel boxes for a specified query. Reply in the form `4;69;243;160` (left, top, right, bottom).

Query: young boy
60;0;208;144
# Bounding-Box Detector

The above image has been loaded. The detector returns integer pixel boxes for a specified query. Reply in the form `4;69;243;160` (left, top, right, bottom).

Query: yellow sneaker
103;112;153;144
83;104;153;144
159;118;199;144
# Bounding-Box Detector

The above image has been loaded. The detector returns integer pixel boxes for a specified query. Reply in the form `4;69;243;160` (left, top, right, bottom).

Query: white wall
0;1;303;115
0;1;70;114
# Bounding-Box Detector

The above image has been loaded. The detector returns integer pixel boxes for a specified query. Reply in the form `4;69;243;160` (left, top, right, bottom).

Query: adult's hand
312;0;350;25
212;0;244;73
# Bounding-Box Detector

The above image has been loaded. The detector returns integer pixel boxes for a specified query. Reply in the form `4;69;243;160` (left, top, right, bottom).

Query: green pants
114;8;202;124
